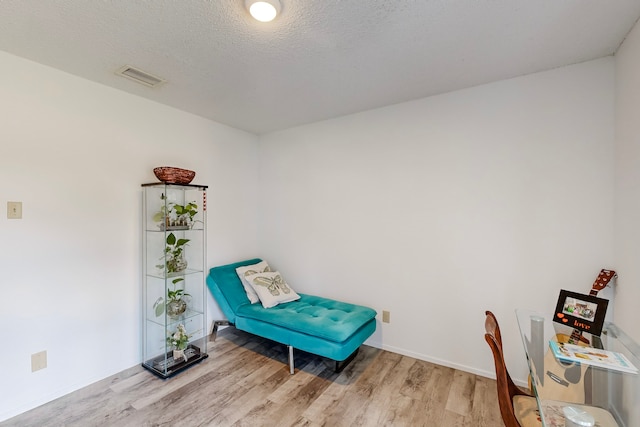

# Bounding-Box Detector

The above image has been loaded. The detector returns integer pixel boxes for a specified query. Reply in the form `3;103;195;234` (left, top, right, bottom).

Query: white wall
614;18;640;345
0;51;259;421
257;58;616;382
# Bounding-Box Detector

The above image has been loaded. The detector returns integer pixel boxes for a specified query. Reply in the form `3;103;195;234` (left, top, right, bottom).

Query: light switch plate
7;201;22;219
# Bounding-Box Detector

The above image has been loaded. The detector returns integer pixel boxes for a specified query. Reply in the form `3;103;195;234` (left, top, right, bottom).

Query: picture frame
553;289;609;336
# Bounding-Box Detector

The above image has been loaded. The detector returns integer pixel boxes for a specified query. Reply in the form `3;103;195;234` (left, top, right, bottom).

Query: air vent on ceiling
116;65;165;88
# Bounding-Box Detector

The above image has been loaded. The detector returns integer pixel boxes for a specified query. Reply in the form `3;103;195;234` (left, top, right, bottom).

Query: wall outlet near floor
31;351;47;372
382;310;390;323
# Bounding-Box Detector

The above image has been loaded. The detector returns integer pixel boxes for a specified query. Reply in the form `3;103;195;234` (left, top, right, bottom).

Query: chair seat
514;395;620;427
513;395;541;426
541;400;619;427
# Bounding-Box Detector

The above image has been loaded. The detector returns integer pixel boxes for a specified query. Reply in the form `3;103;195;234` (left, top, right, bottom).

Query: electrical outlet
7;201;22;219
31;351;47;372
382;310;390;323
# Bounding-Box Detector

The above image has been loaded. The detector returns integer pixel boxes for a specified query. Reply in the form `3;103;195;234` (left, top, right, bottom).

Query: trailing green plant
153;278;190;317
152;194;171;223
153;193;200;229
173;202;198;224
157;232;190;274
167;277;190;302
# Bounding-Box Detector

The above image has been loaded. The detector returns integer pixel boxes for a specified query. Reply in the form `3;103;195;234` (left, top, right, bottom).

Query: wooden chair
485;310;541;427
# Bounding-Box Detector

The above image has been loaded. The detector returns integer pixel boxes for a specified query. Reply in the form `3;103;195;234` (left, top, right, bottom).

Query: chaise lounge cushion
237;294;375;342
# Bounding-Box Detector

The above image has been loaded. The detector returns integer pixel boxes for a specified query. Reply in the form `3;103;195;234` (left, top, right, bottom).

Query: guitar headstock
591;269;617;293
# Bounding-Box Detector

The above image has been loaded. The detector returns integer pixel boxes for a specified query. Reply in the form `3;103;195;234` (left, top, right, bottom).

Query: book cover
549;341;638;374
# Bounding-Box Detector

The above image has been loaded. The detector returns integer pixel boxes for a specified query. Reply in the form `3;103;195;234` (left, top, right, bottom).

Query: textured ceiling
1;1;639;134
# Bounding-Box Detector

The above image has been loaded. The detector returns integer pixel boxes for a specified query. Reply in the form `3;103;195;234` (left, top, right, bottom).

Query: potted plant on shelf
166;277;190;318
158;232;190;275
152;278;191;318
172;202;199;228
167;323;191;363
153;194;200;230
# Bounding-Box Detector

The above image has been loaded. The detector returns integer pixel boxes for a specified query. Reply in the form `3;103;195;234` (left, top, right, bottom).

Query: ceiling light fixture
246;0;281;22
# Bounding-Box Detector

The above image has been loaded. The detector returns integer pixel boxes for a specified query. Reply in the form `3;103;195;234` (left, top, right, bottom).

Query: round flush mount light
246;0;281;22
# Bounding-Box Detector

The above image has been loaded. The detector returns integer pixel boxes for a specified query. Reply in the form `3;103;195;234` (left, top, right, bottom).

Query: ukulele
542;269;616;403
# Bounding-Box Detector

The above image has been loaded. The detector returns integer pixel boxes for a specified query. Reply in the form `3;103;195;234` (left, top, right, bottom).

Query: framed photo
553;289;609;336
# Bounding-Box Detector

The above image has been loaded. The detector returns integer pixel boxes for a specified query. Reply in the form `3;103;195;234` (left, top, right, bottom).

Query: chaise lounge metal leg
209;320;231;341
288;345;295;375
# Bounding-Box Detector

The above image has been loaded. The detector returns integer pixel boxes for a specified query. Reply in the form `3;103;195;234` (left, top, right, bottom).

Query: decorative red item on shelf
153;167;196;184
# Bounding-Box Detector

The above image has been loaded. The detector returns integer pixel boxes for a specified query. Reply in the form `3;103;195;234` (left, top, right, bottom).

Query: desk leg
530;315;545;386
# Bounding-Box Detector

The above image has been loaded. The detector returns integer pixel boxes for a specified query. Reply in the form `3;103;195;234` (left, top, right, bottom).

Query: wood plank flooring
1;328;503;426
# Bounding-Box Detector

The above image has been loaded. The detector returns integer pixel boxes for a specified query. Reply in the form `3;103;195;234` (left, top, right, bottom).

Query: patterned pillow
236;261;272;304
245;271;301;309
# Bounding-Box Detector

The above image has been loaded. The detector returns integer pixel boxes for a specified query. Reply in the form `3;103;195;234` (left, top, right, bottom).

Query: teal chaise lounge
206;259;377;374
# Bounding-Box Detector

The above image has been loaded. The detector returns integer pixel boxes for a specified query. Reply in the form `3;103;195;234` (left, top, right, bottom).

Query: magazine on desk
549;341;638;374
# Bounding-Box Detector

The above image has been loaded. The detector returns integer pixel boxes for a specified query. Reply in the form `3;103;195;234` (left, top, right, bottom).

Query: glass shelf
146;268;203;280
146;308;203;327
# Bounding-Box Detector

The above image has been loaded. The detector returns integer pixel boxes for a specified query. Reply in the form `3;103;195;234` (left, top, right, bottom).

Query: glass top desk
516;309;640;427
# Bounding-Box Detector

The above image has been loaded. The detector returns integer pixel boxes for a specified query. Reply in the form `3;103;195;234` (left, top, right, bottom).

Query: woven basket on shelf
153;167;196;184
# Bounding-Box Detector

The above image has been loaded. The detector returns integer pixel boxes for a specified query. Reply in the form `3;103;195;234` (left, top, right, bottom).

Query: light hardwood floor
2;328;503;426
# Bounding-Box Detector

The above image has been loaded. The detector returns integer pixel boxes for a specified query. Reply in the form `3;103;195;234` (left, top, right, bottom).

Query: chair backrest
485;310;503;348
484;310;530;427
207;258;262;324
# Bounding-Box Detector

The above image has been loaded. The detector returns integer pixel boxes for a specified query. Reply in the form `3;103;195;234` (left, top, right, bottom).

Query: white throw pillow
245;271;301;309
236;261;272;304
